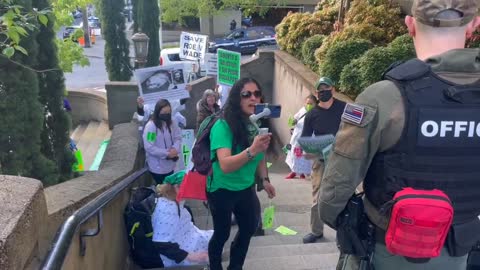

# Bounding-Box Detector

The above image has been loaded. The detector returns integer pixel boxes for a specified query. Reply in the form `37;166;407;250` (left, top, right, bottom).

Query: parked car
241;16;253;27
88;16;101;28
63;25;82;41
208;26;276;54
159;47;207;77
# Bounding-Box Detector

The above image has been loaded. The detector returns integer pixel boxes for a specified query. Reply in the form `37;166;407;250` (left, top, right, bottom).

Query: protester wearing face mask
300;77;346;244
285;95;318;179
143;99;182;184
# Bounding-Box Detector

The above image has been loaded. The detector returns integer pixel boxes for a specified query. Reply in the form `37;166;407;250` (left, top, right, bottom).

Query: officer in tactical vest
318;0;480;269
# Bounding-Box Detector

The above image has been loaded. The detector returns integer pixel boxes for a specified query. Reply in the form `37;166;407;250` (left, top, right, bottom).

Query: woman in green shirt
207;77;276;270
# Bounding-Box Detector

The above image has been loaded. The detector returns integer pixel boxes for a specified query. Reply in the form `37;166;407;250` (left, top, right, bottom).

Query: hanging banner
217;49;241;86
180;32;208;61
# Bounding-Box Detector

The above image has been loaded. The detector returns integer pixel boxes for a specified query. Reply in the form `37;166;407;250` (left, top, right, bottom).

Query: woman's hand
168;148;178;158
250;134;271;155
186;252;209;263
263;181;276;199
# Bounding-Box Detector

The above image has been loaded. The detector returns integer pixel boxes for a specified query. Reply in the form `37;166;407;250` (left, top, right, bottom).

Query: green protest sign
217;49;241;86
262;205;275;229
72;149;84;172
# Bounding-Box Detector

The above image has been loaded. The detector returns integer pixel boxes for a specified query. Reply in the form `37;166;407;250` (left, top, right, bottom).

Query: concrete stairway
147;163;340;270
70;120;112;170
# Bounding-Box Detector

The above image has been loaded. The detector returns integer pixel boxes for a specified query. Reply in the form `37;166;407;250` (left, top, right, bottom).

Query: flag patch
342;103;364;125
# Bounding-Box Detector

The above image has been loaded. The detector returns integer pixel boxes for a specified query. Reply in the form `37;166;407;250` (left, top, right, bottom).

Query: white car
159;47;206;77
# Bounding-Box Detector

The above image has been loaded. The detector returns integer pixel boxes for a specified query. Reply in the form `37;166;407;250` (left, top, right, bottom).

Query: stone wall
68;90;108;127
105;82;139;129
0;122;149;270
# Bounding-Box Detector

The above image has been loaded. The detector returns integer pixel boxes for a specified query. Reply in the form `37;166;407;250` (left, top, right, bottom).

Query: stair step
245;242;338;259
240;253;339;270
70;123;87;143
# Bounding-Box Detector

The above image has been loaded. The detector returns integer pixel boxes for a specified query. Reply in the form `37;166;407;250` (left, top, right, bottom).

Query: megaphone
249;107;271;131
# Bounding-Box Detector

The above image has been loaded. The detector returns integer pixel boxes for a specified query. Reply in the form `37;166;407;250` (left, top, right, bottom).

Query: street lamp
131;31;149;68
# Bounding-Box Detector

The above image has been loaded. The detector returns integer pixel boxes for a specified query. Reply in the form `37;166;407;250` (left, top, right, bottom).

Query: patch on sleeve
342;103;364;125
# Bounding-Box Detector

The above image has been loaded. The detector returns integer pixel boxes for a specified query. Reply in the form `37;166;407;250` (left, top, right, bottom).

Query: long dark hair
223;77;262;150
152;99;172;130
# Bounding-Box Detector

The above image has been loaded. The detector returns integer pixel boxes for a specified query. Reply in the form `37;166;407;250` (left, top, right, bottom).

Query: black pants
207;186;260;270
150;171;173;185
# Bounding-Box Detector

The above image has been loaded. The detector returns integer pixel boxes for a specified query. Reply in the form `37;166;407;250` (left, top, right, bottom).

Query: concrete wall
0;176;48;270
68;90;108;126
0;122;150;270
270;50;352;149
199;9;242;37
105;82;139;129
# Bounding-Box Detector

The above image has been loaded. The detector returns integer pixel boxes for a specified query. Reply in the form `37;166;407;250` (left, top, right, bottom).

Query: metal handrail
41;167;148;270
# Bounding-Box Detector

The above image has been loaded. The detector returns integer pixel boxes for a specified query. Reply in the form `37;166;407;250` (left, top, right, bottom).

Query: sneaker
302;233;323;244
285;172;296;179
300;174;306;179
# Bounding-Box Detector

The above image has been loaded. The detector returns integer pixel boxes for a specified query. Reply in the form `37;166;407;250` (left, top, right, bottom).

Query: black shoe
302;233;323;244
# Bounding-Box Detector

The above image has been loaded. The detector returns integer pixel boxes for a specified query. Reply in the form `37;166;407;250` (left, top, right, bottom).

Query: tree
101;0;132;81
33;0;75;183
134;0;160;67
0;0;59;185
159;0;280;36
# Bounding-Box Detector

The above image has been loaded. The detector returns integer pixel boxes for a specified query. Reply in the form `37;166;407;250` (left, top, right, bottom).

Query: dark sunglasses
240;90;262;98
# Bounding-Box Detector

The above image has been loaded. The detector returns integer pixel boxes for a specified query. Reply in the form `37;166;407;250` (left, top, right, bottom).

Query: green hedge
301;35;326;72
318;38;372;84
338;35;415;98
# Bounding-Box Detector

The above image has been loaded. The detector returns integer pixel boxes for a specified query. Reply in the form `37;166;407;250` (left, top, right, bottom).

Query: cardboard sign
217;49;241;86
205;53;218;77
180;32;208;61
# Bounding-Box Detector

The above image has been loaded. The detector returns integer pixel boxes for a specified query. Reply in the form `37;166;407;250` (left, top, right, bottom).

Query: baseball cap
411;0;479;27
314;77;334;90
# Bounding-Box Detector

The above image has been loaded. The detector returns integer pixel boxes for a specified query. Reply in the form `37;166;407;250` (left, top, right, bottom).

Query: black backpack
191;111;222;175
124;187;163;269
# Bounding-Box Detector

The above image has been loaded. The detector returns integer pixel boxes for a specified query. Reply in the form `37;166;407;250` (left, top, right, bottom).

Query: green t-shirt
208;119;263;192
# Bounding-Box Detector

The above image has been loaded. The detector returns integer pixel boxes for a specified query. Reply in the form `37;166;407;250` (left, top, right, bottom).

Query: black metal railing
41;167;148;270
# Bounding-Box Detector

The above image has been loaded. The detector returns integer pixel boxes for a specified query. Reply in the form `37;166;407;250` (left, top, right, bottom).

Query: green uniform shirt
208;119;264;192
318;48;480;230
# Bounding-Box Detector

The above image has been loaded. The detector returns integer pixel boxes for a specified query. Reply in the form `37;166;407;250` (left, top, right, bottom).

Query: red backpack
382;188;454;258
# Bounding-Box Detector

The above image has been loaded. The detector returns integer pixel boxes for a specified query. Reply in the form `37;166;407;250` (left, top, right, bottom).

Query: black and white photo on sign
135;64;190;107
180;32;208;61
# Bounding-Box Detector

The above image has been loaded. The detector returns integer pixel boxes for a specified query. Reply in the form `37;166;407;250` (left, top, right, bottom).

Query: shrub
276;4;337;58
318;38;373;84
339;47;397;98
467;29;480;48
388;34;416;61
301;35;326;72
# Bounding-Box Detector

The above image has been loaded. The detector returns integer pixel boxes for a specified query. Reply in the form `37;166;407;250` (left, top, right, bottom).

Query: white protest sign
205;53;218;77
175;129;195;172
180;32;208;61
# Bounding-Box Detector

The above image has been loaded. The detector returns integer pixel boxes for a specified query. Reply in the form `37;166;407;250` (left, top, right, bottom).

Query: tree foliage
102;0;132;81
134;0;160;67
276;2;338;58
0;0;59;185
159;0;283;25
34;0;75;183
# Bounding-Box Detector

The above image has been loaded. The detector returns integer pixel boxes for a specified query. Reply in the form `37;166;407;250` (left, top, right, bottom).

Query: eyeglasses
240;90;262;99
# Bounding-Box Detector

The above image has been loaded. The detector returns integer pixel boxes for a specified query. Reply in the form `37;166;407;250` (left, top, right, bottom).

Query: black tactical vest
364;59;480;224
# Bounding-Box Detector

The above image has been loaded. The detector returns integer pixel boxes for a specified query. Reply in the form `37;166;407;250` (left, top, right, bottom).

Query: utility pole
81;6;91;48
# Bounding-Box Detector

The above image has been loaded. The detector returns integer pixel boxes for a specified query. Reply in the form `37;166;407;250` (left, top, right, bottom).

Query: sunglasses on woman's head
240;90;262;98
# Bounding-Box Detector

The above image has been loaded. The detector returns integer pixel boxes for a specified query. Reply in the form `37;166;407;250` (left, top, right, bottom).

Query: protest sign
205;53;218;77
175;129;195;172
217;49;241;86
180;32;208;61
135;64;190;107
